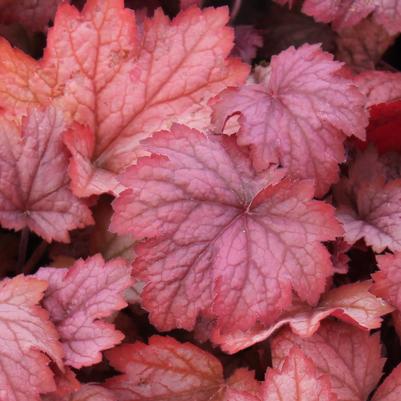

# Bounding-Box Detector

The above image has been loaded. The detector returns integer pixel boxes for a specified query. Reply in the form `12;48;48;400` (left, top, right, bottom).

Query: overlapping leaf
0;275;63;401
0;0;247;196
106;336;260;401
111;125;342;332
36;254;132;368
0;107;93;242
212;43;368;196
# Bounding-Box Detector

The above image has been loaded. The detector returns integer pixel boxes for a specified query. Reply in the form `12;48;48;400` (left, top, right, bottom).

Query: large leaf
111;125;342;332
212;43;367;196
0;275;63;401
36;254;132;368
0;107;93;242
0;0;248;196
106;336;260;401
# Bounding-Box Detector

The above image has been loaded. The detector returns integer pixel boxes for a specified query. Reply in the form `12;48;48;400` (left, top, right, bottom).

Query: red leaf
271;321;385;401
205;281;392;354
111;125;342;332
372;364;401;401
44;384;117;401
278;0;401;34
0;107;93;243
0;275;63;401
0;0;248;196
212;43;368;196
372;253;401;312
106;336;260;401
262;347;337;401
36;254;132;368
333;147;401;252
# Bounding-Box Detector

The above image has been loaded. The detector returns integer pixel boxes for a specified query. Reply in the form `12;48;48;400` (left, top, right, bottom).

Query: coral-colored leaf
106;336;259;401
271;321;385;401
0;0;248;196
333;147;401;252
0;0;65;32
372;364;401;401
0;275;63;401
36;254;132;368
262;347;337;401
212;43;367;196
355;71;401;106
279;0;401;34
44;384;117;401
205;280;392;353
111;125;342;332
372;253;401;312
0;107;93;242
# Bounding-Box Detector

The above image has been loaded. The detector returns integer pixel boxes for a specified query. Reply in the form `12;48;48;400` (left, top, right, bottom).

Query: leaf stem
22;240;48;275
16;228;30;273
230;0;242;23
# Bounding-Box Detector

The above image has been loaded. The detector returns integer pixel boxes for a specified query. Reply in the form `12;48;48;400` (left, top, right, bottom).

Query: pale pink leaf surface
0;0;65;32
372;253;401;311
0;0;248;196
0;275;63;401
355;71;401;106
262;347;337;401
0;107;93;243
333;147;401;252
372;364;401;401
278;0;401;34
212;43;368;196
111;125;342;332
205;280;392;354
43;384;117;401
106;336;259;401
36;254;132;368
336;18;394;71
271;321;385;401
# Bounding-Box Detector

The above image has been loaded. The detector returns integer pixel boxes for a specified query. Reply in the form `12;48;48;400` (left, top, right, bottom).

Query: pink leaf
333;147;401;252
106;336;260;401
271;321;385;401
0;275;63;401
372;364;401;401
262;347;337;401
212;43;368;196
0;0;248;196
111;125;342;332
372;253;401;311
36;254;132;368
205;280;392;354
0;107;93;243
232;26;263;63
43;384;117;401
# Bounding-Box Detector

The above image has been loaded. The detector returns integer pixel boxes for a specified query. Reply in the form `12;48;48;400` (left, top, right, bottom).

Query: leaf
0;0;64;32
355;71;401;106
262;347;337;401
0;107;93;243
333;147;401;252
232;26;263;64
43;384;117;401
36;254;132;368
372;364;401;401
278;0;401;34
271;321;385;401
0;0;248;196
205;280;392;354
211;43;368;196
0;275;63;401
111;125;342;332
336;18;394;71
372;253;401;312
106;336;260;401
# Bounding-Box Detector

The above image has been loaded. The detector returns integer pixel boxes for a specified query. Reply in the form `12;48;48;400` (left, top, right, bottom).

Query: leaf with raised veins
0;107;93;243
0;0;248;196
111;124;342;332
36;254;132;368
212;43;367;196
